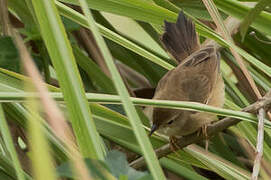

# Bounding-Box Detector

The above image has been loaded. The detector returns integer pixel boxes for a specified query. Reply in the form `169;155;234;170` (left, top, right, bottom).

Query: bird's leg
197;124;209;150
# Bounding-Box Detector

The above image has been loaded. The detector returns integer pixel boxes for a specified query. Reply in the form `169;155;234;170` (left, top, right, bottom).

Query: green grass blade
76;0;166;179
60;0;176;24
56;1;271;79
30;0;104;159
0;154;32;180
56;2;174;70
0;92;270;127
186;145;250;180
72;45;116;94
3;103;69;163
240;0;271;41
214;0;271;36
0;104;26;180
0;68;59;92
159;158;208;180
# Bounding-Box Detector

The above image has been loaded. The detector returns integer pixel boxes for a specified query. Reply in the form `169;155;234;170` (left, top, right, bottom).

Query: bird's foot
169;136;181;157
196;124;208;137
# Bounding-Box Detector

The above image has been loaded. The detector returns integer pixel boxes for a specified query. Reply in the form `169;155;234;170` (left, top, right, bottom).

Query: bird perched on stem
146;12;225;141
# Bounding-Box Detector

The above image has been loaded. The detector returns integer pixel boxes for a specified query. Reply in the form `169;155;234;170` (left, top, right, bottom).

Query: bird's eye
167;120;173;125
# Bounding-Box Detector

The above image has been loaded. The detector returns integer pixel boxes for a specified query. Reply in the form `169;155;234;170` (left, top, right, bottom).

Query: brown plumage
146;12;225;137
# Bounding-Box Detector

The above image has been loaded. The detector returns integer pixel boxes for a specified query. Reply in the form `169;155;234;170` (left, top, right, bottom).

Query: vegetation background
0;0;271;179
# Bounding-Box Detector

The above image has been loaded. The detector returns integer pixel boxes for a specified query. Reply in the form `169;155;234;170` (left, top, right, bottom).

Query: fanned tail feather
161;12;199;64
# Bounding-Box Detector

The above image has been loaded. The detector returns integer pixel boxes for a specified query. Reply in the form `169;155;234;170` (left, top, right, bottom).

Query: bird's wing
179;46;219;104
155;46;219;104
180;73;211;104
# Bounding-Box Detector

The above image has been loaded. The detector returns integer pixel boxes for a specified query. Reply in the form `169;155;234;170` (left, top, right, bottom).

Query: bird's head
149;107;180;136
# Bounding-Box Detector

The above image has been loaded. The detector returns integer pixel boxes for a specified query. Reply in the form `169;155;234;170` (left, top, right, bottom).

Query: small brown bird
146;12;225;138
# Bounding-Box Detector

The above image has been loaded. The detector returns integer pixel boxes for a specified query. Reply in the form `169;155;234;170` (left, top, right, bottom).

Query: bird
146;12;225;140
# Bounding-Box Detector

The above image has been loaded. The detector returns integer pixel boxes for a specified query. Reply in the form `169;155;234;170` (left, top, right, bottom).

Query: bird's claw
169;136;182;157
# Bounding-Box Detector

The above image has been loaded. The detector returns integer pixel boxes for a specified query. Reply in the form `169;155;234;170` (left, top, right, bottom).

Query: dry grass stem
201;1;268;179
11;27;93;180
252;108;265;180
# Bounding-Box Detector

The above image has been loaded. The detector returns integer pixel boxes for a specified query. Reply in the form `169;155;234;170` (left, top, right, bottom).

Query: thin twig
252;108;265;180
237;127;271;178
130;92;271;169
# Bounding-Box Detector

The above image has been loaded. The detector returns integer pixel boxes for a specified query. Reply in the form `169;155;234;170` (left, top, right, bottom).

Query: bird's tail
161;12;199;64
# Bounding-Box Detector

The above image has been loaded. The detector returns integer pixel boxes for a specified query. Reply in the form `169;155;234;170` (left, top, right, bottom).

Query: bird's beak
149;124;158;136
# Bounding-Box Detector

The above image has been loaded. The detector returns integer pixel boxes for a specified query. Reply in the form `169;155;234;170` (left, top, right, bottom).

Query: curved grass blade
0;104;26;180
240;0;271;41
56;1;271;79
75;0;166;179
56;2;174;71
30;0;105;160
59;0;176;24
0;92;270;128
214;0;271;36
186;145;250;180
